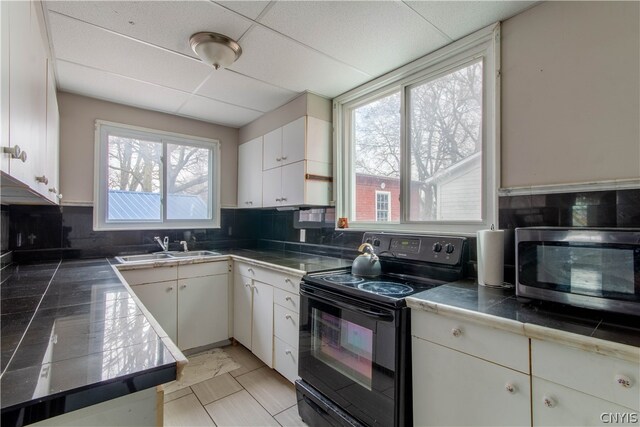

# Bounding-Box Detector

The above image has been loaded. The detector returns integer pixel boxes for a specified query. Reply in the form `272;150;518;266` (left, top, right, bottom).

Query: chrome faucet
154;236;169;252
180;240;189;252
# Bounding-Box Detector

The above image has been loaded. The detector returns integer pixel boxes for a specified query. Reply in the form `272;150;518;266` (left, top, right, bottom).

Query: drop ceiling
45;0;537;128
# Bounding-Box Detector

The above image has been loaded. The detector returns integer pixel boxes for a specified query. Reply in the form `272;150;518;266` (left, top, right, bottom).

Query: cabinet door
177;274;229;351
131;281;178;344
532;377;638;426
251;280;273;367
238;137;262;208
262;167;282;207
281;161;304;206
233;273;253;349
29;0;48;195
263;127;282;170
412;337;531;426
281;117;305;166
1;1;9;174
45;60;59;203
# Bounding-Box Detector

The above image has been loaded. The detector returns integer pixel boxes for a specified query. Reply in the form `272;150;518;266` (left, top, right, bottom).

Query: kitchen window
334;24;500;234
94;121;220;230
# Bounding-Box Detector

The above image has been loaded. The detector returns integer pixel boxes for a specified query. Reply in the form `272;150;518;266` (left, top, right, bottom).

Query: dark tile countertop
408;280;640;359
0;259;178;427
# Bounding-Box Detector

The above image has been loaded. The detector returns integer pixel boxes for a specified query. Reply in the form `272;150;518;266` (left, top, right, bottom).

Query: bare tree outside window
167;143;210;220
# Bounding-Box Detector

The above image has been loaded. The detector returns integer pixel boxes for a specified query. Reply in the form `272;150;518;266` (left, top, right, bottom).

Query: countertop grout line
0;259;62;378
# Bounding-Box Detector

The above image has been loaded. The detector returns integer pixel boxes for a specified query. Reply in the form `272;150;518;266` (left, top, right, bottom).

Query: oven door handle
301;288;395;321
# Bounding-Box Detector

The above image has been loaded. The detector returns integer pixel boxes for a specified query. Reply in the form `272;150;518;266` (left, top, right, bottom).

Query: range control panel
362;232;466;266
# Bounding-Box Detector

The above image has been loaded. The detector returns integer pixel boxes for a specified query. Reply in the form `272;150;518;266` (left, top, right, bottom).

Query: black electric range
297;232;468;427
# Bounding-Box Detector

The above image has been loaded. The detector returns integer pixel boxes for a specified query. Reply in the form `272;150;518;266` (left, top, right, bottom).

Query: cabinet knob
281;155;287;160
245;201;249;205
281;197;287;202
247;268;254;273
35;175;49;185
248;201;253;205
167;286;174;291
285;314;292;320
276;157;282;162
180;284;187;289
48;187;58;194
244;283;251;288
285;349;292;355
543;396;555;408
57;193;63;200
276;198;282;202
285;296;293;302
3;145;27;162
451;328;462;337
615;374;632;388
505;383;516;394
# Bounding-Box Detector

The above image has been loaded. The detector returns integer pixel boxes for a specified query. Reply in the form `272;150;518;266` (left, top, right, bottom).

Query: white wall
57;92;239;207
501;1;640;188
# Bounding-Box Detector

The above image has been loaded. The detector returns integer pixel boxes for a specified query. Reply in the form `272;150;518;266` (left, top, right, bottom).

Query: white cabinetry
251;280;274;366
237;136;263;208
259;116;332;208
1;0;59;204
412;310;531;426
531;338;639;426
120;261;230;351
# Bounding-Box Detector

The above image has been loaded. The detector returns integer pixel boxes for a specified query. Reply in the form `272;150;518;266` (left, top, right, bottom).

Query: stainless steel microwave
516;227;640;316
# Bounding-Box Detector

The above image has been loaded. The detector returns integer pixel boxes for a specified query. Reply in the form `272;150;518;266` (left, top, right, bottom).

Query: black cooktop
303;269;445;307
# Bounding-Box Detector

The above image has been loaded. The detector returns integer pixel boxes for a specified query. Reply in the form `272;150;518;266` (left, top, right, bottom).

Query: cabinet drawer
234;262;302;293
274;304;299;348
532;377;639;426
412;310;529;373
234;261;261;279
532;339;639;410
274;288;300;313
274;336;298;384
120;266;177;286
178;261;228;279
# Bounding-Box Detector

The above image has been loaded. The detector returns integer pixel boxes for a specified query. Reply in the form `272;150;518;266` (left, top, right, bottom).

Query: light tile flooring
164;344;308;427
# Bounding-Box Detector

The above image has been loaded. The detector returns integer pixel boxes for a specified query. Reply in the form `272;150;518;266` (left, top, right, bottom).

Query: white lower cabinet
274;336;298;383
251;280;274;366
233;273;253;349
412;336;531;426
121;261;230;351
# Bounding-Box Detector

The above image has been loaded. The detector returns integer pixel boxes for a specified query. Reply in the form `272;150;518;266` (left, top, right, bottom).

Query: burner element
323;274;365;284
357;282;414;296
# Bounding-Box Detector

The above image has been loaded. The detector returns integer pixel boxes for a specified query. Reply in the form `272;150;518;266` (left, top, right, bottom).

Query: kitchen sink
116;250;221;264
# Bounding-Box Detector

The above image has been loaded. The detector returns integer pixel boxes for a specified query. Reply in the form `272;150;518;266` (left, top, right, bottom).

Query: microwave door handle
303;289;394;321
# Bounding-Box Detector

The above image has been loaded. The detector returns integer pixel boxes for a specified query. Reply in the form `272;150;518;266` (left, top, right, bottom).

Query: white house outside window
334;24;500;234
94;121;220;230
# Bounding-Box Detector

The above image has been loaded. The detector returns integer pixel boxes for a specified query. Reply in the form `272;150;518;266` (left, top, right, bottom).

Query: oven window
311;308;373;390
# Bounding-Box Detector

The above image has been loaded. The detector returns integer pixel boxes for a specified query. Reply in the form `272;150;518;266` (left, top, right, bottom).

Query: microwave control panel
363;232;466;266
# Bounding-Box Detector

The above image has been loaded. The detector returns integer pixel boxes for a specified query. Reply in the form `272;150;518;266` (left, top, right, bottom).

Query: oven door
299;284;400;427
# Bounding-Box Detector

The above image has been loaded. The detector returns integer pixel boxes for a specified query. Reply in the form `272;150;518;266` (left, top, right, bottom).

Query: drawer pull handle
285;314;292;320
543;396;555;408
247;268;254;273
167;286;174;291
505;384;516;394
36;175;49;185
180;284;187;289
285;296;293;302
451;328;462;337
285;278;292;283
244;283;251;288
285;349;292;355
615;375;632;388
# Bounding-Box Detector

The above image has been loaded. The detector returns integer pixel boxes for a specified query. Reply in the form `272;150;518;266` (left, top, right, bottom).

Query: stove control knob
373;239;381;247
445;243;455;254
432;242;442;253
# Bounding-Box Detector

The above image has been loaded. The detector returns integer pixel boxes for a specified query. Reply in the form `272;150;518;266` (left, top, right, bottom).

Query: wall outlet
228;226;232;236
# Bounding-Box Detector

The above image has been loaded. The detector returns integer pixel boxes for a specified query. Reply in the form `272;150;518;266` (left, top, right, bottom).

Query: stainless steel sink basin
116;253;174;263
116;250;221;263
168;250;220;257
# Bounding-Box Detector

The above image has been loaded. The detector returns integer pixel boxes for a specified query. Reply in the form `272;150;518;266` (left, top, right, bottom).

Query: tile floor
164;344;309;426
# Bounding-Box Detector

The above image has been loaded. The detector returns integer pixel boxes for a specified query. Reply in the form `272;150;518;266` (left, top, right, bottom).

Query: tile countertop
407;280;640;363
0;259;179;427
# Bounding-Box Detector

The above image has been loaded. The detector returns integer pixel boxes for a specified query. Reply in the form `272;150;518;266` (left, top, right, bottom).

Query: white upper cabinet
263;127;282;171
238;136;263;208
281;116;306;166
2;0;60;204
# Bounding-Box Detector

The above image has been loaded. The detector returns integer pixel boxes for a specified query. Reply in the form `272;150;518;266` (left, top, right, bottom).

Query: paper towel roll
477;227;504;287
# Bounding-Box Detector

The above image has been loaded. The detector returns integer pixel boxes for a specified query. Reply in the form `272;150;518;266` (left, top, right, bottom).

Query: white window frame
375;190;391;222
93;120;221;231
334;23;500;235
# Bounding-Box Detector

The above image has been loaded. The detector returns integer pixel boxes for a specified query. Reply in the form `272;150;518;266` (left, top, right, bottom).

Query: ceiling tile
47;1;251;58
229;26;371;98
259;1;450;76
214;1;270;20
49;12;211;93
56;60;190;113
178;95;263;127
405;1;538;41
196;70;298;112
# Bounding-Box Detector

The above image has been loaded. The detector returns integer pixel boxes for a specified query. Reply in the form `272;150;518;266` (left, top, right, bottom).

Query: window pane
376;192;390;222
167;143;211;220
353;92;400;222
107;135;161;221
408;61;483;221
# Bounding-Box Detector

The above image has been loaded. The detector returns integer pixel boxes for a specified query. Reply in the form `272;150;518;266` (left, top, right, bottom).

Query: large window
335;24;499;234
94;121;220;230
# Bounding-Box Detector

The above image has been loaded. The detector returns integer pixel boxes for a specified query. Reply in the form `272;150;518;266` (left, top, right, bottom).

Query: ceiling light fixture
189;32;242;70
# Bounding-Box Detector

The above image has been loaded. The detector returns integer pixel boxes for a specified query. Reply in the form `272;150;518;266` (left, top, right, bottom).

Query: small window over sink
94;121;220;230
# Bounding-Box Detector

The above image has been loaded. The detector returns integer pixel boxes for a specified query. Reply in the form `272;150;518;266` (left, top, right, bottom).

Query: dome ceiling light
189;32;242;70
